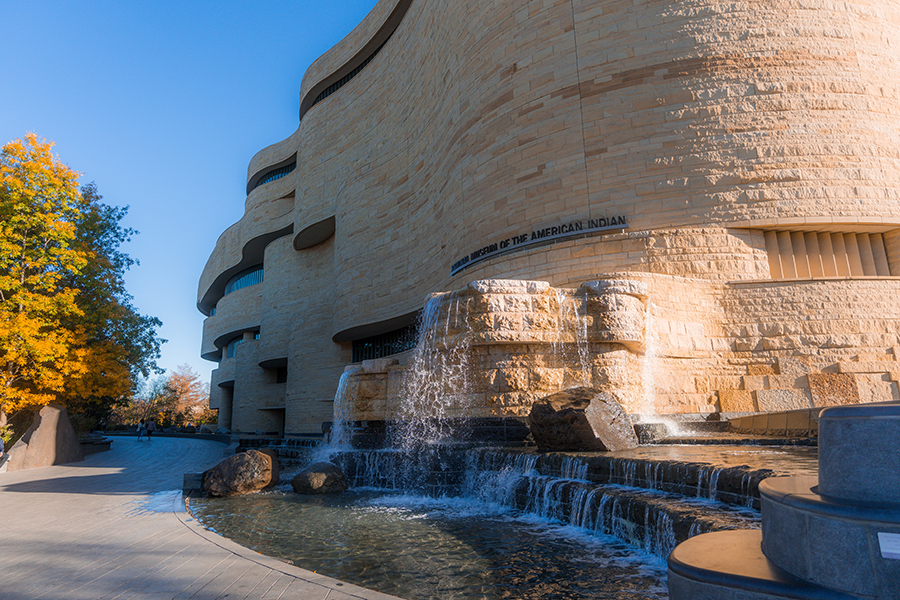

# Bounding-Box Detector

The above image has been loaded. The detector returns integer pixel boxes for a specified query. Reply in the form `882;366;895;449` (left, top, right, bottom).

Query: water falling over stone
392;291;474;448
553;288;592;387
320;366;363;458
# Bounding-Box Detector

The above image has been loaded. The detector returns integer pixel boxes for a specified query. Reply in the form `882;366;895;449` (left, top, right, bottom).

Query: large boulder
6;403;84;471
292;461;348;494
202;449;279;497
529;387;639;452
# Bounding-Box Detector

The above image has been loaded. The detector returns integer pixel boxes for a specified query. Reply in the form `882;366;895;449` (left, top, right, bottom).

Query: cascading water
457;449;761;558
198;441;817;599
639;302;658;416
325;447;762;559
553;288;591;386
635;302;683;436
313;366;362;462
393;291;473;448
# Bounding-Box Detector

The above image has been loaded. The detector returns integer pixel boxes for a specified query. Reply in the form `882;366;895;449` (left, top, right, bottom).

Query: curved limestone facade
199;0;900;436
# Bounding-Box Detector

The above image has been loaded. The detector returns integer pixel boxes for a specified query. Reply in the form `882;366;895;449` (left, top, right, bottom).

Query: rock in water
5;403;84;471
202;449;279;497
292;461;349;494
529;387;639;452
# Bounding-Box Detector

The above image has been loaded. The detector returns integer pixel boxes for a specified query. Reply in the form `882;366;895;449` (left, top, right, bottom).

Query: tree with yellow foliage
0;134;88;415
0;134;164;424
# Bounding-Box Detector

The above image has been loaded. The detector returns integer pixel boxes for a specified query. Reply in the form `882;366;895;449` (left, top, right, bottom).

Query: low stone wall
337;276;900;424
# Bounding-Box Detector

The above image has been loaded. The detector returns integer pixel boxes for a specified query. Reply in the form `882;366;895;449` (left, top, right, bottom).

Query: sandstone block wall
198;0;900;435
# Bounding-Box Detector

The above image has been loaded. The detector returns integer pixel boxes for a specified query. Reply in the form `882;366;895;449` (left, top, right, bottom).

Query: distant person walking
147;419;156;440
137;419;145;441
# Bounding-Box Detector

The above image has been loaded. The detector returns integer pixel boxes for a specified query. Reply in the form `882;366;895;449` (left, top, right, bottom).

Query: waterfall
303;446;766;560
553;289;591;386
638;302;658;417
313;366;363;462
457;449;760;558
636;302;683;435
392;292;473;449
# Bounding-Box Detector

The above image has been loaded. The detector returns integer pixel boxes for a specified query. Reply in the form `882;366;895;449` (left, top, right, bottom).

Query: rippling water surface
191;490;669;600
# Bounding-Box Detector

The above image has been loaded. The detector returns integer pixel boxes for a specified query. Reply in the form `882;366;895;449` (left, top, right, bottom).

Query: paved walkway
0;436;400;600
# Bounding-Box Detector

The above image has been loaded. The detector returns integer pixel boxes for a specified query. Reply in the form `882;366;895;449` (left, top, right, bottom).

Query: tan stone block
719;389;757;413
777;356;824;376
531;367;564;392
472;369;500;393
531;292;560;313
468;280;549;295
657;375;699;395
755;389;813;412
733;340;755;353
564;367;591;388
361;357;399;373
808;373;860;407
785;410;812;435
504;294;531;312
766;412;788;436
357;377;386;401
766;375;809;390
495;314;522;331
750;414;768;433
468;313;494;332
710;376;743;391
747;364;776;376
761;337;800;351
524;313;558;331
694;376;710;394
488;392;530;409
497;368;529;392
856;353;893;363
470;294;505;313
855;375;900;403
839;361;896;374
742;375;768;391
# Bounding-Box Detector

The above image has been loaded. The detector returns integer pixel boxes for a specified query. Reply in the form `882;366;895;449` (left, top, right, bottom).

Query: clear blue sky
0;0;379;384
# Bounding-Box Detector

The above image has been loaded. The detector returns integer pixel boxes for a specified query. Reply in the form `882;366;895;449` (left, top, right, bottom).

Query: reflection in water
608;445;819;477
191;491;669;600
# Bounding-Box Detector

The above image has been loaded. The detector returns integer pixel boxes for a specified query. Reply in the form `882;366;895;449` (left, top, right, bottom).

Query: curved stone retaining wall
199;0;900;435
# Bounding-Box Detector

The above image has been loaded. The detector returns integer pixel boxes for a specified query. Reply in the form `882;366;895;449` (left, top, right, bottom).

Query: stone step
668;529;858;600
761;476;900;599
479;448;781;509
729;408;822;437
506;475;761;558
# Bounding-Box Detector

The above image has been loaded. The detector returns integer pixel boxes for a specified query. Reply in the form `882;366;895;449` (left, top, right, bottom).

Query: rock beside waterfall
292;461;349;494
529;387;639;452
202;449;279;497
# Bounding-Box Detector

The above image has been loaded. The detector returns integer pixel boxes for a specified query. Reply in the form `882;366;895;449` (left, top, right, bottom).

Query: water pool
190;443;819;599
190;490;669;600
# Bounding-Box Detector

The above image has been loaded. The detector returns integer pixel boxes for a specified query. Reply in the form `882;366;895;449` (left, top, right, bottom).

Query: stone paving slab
0;436;402;600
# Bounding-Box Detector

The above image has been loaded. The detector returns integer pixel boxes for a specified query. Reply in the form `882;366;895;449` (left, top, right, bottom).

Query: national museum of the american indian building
198;0;900;438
